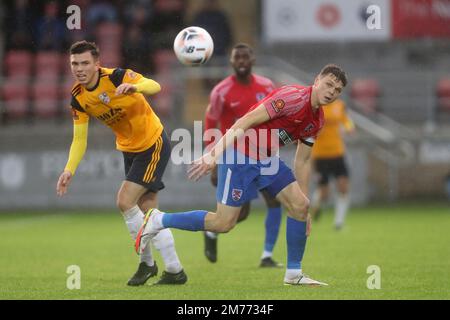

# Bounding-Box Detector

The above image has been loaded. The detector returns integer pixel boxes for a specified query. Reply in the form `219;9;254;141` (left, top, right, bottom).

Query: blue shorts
216;151;296;207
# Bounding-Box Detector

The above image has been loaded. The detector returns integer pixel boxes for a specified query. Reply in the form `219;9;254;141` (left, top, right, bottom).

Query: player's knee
215;221;236;233
286;197;310;220
212;215;236;233
116;194;135;212
237;204;250;223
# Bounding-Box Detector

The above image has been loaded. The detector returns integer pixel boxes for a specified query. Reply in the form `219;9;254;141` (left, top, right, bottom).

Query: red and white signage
263;0;391;42
392;0;450;38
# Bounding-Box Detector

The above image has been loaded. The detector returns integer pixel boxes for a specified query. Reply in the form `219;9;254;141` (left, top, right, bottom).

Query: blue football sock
286;217;307;270
162;210;207;231
264;207;282;253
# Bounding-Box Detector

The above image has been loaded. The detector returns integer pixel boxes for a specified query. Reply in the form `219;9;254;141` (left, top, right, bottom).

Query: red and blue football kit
217;85;325;206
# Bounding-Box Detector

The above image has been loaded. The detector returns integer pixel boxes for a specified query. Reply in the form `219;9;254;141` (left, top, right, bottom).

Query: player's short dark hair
319;64;347;87
232;43;253;55
69;40;99;59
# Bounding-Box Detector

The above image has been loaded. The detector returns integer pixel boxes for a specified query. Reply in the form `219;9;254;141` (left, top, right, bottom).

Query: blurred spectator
4;0;35;51
150;0;185;49
122;1;154;73
192;0;233;59
123;24;153;73
86;0;119;29
34;1;67;52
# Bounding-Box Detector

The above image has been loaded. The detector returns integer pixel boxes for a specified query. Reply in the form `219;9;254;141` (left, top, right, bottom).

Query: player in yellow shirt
56;41;187;286
310;99;355;230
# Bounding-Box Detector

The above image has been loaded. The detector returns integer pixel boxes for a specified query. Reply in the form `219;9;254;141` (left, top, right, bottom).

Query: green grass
0;203;449;300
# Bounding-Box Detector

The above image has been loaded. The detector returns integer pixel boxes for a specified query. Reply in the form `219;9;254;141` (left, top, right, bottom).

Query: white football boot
284;273;329;286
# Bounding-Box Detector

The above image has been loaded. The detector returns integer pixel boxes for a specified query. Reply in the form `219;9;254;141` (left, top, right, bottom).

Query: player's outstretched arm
188;104;270;181
115;78;161;96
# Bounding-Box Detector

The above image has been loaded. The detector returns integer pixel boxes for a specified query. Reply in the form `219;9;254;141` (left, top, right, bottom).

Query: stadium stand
350;78;380;115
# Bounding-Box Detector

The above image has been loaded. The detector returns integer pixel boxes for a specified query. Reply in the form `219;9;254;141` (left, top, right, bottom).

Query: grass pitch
0;203;449;300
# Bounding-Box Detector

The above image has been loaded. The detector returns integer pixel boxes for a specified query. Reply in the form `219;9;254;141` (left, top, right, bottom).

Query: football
173;26;214;66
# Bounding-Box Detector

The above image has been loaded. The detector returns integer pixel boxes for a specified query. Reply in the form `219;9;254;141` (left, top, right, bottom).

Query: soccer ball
173;26;214;66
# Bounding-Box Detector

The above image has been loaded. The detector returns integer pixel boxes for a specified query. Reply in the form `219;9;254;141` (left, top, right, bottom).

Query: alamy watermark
366;265;381;289
366;5;382;30
170;121;282;175
66;5;81;30
66;265;81;290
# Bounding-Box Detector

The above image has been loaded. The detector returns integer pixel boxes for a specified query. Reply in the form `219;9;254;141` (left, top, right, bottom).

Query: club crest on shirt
98;92;110;104
256;92;266;101
232;189;243;201
271;99;285;113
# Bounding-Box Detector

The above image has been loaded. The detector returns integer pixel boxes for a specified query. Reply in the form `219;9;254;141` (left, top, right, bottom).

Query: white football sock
123;205;154;266
261;250;273;259
205;231;218;239
335;194;350;227
285;269;302;279
152;228;183;274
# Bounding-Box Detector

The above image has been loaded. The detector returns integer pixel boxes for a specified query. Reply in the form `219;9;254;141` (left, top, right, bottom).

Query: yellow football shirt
70;67;163;153
312;99;354;159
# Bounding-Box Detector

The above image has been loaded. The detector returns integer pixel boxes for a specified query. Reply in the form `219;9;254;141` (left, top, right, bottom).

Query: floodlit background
0;0;449;300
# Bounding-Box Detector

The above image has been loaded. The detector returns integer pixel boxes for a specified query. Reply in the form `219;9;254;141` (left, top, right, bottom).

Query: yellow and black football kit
312;99;354;186
65;67;171;191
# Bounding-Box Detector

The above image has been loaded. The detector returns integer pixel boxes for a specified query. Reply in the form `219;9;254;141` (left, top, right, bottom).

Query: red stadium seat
1;79;30;119
153;49;177;74
35;51;62;80
61;76;76;108
32;81;59;100
351;78;380;115
31;81;59;118
96;22;123;38
33;99;59;118
100;51;121;68
3;100;29;119
436;77;450;112
151;75;173;117
62;54;73;75
4;50;33;79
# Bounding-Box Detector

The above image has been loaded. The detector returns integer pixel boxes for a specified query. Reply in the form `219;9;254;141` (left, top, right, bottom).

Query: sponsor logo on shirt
271;99;285;113
278;129;293;145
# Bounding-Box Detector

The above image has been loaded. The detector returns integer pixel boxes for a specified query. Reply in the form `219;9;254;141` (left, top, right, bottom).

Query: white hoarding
263;0;391;42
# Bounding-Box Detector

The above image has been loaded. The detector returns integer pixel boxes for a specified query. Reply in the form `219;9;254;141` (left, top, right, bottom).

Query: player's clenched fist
56;170;73;197
115;83;137;95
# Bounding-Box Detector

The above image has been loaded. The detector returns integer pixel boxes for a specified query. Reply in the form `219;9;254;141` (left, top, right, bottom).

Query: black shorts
314;157;349;186
122;130;171;193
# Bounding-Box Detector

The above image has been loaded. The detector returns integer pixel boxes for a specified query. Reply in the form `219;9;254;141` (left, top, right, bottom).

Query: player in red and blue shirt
136;64;347;286
203;43;283;268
